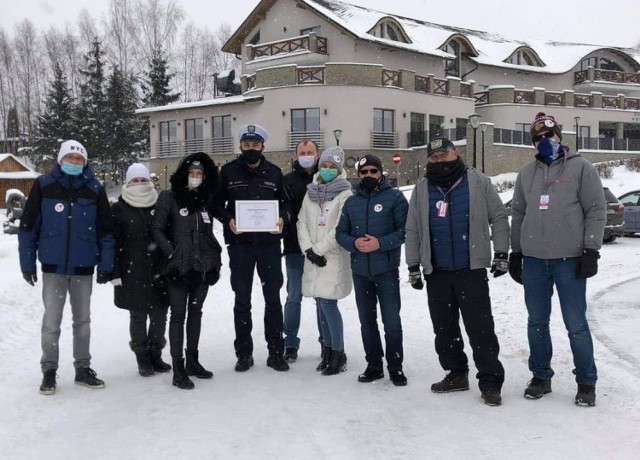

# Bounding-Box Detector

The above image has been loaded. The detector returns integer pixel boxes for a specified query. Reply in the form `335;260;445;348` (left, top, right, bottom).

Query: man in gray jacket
509;112;606;407
406;137;509;406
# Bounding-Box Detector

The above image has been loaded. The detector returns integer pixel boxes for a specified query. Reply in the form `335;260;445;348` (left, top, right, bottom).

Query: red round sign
392;153;401;165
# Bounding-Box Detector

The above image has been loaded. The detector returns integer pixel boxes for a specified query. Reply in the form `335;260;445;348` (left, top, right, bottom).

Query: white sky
2;0;640;48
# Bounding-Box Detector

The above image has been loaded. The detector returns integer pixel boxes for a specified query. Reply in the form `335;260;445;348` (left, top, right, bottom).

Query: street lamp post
480;123;487;173
333;129;343;146
469;114;481;169
574;116;581;151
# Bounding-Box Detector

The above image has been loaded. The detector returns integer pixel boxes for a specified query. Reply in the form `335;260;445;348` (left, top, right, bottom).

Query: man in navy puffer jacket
336;154;408;386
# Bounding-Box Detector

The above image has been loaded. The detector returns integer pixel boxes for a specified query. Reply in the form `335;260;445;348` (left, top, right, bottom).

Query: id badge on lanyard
201;211;211;223
539;195;550;210
436;201;449;217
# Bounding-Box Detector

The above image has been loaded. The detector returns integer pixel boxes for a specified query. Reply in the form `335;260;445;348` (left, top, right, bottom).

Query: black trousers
129;307;168;346
167;272;209;359
228;242;284;357
425;268;504;391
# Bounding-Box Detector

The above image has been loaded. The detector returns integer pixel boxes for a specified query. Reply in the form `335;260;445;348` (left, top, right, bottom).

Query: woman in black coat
111;163;171;377
152;152;222;390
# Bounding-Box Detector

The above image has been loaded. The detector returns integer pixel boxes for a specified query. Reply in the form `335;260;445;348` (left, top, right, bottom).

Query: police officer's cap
237;124;268;143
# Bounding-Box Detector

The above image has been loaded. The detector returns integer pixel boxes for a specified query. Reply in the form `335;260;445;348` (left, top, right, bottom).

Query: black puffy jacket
282;160;316;254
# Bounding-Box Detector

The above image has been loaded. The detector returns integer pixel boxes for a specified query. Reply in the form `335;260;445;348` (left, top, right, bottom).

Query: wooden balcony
575;68;640;86
248;34;328;61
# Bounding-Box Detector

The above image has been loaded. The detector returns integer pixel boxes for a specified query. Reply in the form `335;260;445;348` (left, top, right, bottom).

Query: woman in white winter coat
297;146;353;375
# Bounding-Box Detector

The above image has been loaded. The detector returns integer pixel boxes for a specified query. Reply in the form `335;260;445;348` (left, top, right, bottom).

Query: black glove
508;252;523;284
305;249;327;267
96;271;111;284
490;252;509;278
576;248;599;279
23;272;37;286
408;265;424;290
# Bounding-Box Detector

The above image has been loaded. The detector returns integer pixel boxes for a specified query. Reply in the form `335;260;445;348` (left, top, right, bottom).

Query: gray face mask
188;177;202;189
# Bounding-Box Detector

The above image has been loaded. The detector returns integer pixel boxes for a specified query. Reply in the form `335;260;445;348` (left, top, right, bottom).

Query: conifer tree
142;46;181;107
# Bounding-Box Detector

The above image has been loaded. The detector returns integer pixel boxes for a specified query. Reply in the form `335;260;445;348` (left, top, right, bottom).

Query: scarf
426;158;467;187
121;184;158;208
306;177;351;204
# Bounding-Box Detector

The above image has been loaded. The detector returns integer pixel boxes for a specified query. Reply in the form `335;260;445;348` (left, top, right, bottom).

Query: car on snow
618;189;640;236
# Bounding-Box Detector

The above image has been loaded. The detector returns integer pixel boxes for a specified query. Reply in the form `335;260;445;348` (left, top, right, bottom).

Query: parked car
618;189;640;236
603;187;625;243
503;188;624;243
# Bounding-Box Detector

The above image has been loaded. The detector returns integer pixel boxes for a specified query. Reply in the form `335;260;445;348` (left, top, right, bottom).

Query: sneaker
74;368;105;389
524;377;552;399
235;355;254;372
266;354;290;372
358;366;384;383
389;369;408;387
481;388;502;406
284;348;298;363
575;384;596;407
39;369;57;395
431;372;469;393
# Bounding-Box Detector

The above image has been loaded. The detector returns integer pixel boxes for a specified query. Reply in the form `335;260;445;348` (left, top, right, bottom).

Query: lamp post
333;129;343;146
480;123;487;173
469;114;481;169
574;116;581;151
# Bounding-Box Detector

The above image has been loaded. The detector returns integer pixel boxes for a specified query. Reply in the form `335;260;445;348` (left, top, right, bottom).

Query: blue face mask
536;137;565;165
61;162;84;176
319;168;338;182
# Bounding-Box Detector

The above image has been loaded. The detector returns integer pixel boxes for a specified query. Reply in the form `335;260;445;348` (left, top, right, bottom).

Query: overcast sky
2;0;639;48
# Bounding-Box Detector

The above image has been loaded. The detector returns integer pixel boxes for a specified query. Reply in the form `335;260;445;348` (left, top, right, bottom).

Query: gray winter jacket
510;151;606;258
405;168;509;275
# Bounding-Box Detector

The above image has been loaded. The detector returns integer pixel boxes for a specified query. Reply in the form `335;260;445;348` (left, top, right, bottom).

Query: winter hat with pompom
529;112;562;144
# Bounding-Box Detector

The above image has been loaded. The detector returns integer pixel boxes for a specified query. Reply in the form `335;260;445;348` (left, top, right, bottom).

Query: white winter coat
297;171;353;300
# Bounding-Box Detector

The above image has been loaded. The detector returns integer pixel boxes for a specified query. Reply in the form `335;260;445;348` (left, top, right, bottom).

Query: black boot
149;340;172;373
185;349;213;379
130;341;154;377
316;346;332;372
322;350;347;376
172;358;195;390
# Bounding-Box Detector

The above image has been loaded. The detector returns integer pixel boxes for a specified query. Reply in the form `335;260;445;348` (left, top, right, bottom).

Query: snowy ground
1;166;639;459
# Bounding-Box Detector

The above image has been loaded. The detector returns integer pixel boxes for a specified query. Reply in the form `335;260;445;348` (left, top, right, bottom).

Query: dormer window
444;40;460;77
368;18;410;44
249;30;260;45
505;47;544;67
301;26;321;36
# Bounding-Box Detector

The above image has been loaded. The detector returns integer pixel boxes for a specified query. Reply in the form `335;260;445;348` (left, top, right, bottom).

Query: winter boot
524;377;552;399
481;388;502;406
322;350;347;376
389;369;408;387
358;366;384;383
266;354;290;372
235;355;255;372
575;384;596;407
149;340;172;373
185;349;213;379
316;346;332;372
39;369;57;395
172;358;195;390
74;368;105;389
130;341;154;377
431;372;469;393
284;348;298;363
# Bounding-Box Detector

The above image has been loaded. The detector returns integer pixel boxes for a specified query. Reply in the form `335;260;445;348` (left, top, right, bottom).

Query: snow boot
266;354;290;372
130;341;154;377
316;346;332;372
431;371;469;393
39;369;57;395
524;377;552;399
358;366;384;383
575;384;596;407
185;349;213;379
149;340;172;373
389;369;408;387
481;388;502;406
235;355;254;372
322;350;347;376
172;358;195;390
74;368;105;389
284;348;298;363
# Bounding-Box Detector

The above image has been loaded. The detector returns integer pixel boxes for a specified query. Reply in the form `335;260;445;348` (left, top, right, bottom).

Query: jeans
316;298;344;352
229;242;284;356
129;307;168;346
283;253;323;350
353;269;403;371
41;273;93;371
523;256;597;385
167;272;209;359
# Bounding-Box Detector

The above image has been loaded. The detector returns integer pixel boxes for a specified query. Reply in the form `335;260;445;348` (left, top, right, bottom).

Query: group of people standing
18;111;606;407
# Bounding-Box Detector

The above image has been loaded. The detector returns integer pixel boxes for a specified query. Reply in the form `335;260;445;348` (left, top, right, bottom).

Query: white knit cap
57;140;88;164
125;163;151;185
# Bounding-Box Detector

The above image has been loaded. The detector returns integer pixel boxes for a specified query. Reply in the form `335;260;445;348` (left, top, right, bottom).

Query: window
600;58;623;71
212;115;232;138
159;121;176;142
515;123;531;144
456;118;468;140
301;26;321;35
185;118;203;140
619;192;640;207
291;108;320;132
374;108;395;133
369;20;407;43
409;112;426;146
507;50;537;66
249;30;260;45
580;57;597;70
428;115;444;139
444;40;460;77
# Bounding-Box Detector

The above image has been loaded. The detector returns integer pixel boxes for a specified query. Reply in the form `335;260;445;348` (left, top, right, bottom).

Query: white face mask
298;155;316;169
188;177;202;189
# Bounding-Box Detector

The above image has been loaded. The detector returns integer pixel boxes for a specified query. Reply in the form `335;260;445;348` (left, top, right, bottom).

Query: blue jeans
316;298;344;352
353;269;403;371
523;256;597;385
283;253;323;350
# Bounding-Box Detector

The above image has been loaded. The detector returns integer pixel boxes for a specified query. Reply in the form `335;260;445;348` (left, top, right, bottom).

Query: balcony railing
382;69;401;87
249;35;328;60
433;78;448;95
415;75;429;93
494;128;640;151
371;131;399;149
154;137;234;158
407;128;465;147
575;93;592;107
514;90;534;104
460;82;472;98
288;131;324;150
545;91;562;105
575;68;640;85
297;67;324;84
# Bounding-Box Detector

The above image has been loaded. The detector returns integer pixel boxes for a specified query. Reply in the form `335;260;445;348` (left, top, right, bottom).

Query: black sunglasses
532;131;555;143
359;168;379;175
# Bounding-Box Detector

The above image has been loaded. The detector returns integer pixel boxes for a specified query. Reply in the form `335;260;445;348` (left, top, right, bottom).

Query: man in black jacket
281;140;322;363
215;124;289;372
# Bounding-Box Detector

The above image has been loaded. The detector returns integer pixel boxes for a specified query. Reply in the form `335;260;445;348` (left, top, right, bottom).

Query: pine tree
142;47;181;107
34;63;76;167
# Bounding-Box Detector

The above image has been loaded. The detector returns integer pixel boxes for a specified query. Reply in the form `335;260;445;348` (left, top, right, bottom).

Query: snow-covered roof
135;95;264;115
0;153;33;172
0;171;39;179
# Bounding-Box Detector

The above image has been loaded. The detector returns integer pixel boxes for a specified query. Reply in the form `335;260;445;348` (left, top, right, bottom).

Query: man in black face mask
214;124;289;373
405;137;509;406
336;154;409;386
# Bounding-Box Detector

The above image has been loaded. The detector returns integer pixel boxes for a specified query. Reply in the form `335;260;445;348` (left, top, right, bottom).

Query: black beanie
357;154;383;173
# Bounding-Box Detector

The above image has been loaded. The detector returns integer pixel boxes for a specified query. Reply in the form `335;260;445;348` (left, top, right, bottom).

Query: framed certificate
235;200;280;232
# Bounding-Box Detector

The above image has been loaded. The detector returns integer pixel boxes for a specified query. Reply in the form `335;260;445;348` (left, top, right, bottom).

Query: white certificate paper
235;200;280;232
